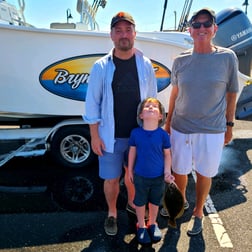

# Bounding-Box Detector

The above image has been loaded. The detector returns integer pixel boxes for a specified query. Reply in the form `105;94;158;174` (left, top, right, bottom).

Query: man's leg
103;177;120;236
104;177;120;218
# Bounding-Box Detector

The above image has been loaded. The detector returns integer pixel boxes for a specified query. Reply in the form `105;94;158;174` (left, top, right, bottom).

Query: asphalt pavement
0;119;251;252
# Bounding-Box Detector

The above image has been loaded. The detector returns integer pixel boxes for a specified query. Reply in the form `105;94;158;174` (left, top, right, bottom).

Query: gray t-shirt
171;46;239;134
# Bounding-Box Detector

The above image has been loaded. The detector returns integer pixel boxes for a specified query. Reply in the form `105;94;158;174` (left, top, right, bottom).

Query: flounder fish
163;182;184;228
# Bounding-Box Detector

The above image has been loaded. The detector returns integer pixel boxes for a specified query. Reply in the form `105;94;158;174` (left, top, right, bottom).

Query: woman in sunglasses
161;8;239;236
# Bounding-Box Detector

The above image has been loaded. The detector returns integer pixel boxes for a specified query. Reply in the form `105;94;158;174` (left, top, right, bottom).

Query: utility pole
242;0;249;15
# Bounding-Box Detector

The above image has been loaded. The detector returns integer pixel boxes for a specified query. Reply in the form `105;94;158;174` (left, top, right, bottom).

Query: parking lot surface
0;119;251;252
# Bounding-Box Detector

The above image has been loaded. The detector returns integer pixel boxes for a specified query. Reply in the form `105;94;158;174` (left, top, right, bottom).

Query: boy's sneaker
148;224;162;243
136;227;151;245
187;216;204;236
104;216;117;236
160;201;189;217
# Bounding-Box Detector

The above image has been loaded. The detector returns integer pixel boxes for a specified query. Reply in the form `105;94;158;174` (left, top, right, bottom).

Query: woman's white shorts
170;128;225;177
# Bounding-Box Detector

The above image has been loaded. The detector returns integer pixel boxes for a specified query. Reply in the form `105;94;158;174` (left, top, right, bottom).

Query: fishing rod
160;0;193;32
178;0;193;31
242;0;249;14
160;0;168;31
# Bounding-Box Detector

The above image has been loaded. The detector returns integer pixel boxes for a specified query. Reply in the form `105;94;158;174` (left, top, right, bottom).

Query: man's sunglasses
191;21;213;29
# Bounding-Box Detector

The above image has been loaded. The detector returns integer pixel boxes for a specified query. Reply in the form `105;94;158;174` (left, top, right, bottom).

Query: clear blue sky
8;0;252;31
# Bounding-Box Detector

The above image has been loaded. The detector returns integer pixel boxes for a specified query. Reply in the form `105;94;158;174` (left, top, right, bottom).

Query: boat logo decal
39;54;171;101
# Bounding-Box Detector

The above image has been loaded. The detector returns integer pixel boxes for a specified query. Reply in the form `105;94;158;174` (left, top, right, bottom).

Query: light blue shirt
83;48;157;153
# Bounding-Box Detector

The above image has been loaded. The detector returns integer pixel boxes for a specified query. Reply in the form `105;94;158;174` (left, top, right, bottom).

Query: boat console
0;0;22;25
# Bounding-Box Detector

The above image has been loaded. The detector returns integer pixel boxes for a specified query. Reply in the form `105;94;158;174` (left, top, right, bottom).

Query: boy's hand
164;173;175;183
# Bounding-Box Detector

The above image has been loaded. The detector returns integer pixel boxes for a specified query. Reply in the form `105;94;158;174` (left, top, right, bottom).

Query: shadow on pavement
0;137;251;251
211;138;252;211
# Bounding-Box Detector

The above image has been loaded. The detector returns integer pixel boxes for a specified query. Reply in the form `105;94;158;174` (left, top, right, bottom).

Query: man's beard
117;38;133;51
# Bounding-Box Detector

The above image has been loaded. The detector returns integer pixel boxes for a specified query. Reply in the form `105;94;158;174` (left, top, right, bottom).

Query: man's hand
91;136;105;156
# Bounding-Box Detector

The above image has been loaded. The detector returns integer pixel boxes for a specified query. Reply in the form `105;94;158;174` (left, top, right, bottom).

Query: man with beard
84;12;157;236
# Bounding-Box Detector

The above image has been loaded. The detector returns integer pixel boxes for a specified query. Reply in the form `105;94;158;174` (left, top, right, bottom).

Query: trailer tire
50;126;96;169
50;172;99;211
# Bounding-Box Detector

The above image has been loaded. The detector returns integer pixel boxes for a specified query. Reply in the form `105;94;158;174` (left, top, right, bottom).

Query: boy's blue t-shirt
128;127;171;178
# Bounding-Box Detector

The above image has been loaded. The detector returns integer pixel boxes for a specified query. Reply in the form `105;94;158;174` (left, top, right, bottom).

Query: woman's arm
165;85;178;134
225;92;237;144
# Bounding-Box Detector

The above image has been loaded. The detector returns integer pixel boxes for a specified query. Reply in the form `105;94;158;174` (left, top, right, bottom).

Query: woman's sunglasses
191;21;213;29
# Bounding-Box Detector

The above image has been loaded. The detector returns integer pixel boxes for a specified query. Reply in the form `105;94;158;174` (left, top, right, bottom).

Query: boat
0;0;192;120
0;25;193;119
0;0;197;169
1;0;251;121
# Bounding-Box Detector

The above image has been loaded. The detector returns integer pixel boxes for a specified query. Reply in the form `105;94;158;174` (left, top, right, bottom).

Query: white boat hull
0;24;193;118
0;24;249;119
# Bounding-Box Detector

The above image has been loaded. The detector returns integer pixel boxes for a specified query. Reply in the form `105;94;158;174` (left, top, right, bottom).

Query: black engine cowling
213;8;252;77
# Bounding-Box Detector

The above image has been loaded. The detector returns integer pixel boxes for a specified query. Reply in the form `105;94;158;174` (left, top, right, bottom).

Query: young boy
128;97;174;244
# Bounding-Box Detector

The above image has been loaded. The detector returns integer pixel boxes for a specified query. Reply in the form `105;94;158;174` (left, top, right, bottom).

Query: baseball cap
189;8;216;24
110;11;135;29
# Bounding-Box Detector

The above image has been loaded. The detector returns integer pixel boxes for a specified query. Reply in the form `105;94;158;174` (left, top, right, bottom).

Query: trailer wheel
51;173;96;211
50;126;96;168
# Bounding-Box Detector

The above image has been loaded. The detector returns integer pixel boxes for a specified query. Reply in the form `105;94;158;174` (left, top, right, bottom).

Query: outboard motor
213;8;252;77
213;8;252;120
